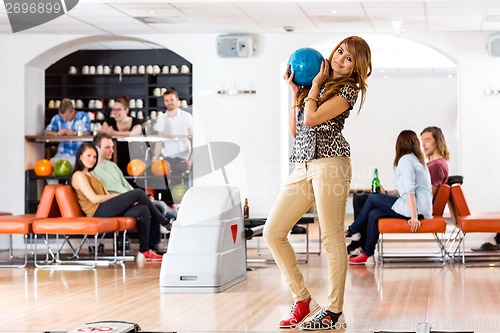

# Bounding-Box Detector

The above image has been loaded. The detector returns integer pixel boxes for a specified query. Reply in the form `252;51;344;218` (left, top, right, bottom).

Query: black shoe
471;242;499;252
347;245;362;257
291;225;307;234
495;233;500;245
301;308;347;330
151;243;167;255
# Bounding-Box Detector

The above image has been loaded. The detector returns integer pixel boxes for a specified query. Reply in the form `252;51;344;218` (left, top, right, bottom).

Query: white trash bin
159;186;246;293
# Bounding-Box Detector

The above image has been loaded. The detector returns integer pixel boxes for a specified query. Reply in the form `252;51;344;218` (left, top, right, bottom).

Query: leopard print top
290;85;359;162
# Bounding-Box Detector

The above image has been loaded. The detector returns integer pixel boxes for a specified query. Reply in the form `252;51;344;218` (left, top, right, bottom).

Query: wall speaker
216;35;253;58
486;34;500;57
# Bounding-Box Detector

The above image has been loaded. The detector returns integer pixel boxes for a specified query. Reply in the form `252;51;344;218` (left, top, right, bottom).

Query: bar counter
25;134;169;143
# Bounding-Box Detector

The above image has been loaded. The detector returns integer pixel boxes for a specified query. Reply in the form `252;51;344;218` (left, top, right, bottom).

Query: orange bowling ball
151;159;171;176
34;159;53;176
127;159;146;176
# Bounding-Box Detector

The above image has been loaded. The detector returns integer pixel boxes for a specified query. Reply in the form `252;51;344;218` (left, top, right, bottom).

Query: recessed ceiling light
149;11;156;15
136;16;190;24
330;10;338;14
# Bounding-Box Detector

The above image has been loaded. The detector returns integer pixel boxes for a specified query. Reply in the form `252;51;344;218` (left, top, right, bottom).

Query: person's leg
153;200;177;221
353;192;369;220
363;207;406;256
309;157;351;314
363;209;385;256
263;163;315;303
94;189;166;247
122;205;151;253
96;189;165;224
348;194;397;234
348;192;369;252
153;200;167;216
165;157;186;175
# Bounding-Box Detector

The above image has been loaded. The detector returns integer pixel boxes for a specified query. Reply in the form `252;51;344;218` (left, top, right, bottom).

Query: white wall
0;31;499;248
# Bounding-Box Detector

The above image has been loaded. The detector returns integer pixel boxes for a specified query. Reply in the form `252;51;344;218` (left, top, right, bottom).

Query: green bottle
371;168;381;194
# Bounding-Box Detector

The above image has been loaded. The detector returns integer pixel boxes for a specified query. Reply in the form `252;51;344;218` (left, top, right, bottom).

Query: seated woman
71;142;167;261
347;126;450;256
345;130;433;264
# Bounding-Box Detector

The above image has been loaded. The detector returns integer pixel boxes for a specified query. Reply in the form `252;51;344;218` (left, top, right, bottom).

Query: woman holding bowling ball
263;36;372;330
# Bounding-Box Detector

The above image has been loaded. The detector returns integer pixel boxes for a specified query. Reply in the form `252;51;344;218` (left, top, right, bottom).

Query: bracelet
304;96;319;103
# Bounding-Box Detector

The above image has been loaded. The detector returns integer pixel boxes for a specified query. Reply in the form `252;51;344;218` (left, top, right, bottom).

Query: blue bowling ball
287;47;324;86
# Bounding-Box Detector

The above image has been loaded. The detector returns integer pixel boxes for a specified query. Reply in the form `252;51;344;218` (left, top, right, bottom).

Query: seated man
92;133;176;235
45;98;91;166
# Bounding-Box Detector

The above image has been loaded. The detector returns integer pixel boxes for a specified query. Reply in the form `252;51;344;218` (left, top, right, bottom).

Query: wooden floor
1;230;500;333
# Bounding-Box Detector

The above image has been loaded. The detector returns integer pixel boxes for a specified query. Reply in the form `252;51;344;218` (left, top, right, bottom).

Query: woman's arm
284;66;300;138
288;107;297;138
303;60;351;126
113;123;142;136
72;172;114;204
100;122;115;135
407;192;421;232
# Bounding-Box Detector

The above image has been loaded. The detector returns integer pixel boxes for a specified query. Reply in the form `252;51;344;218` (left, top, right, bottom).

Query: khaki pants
263;157;351;313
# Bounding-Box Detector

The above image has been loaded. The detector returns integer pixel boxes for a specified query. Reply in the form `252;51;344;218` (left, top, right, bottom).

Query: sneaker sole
300;313;347;331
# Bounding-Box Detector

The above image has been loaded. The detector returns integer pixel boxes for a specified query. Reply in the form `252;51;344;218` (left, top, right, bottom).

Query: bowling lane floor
1;229;500;333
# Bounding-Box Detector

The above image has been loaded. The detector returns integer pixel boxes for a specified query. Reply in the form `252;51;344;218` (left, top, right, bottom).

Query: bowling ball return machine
159;185;247;293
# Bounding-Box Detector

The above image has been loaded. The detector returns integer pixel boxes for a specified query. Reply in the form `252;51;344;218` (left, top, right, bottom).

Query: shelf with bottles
44;49;192;131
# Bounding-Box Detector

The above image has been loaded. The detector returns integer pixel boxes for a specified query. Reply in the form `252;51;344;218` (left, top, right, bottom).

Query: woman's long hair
394;130;426;168
72;143;98;173
297;36;372;113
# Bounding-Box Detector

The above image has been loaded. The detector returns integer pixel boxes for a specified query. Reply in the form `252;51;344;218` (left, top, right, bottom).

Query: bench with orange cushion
376;184;451;265
32;185;120;268
448;184;500;264
0;185;61;268
54;184;136;261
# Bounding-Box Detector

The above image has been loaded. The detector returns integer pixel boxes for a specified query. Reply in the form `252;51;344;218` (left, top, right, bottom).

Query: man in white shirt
153;88;194;181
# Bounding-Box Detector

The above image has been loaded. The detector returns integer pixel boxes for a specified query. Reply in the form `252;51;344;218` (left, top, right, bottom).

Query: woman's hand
102;126;115;135
407;218;421;232
311;59;330;87
284;65;300;96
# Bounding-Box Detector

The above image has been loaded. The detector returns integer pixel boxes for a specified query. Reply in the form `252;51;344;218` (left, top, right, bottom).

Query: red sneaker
348;253;371;265
137;249;163;261
279;297;319;328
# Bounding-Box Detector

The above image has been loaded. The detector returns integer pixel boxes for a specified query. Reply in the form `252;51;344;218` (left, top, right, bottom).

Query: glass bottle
243;198;249;219
371;168;381;194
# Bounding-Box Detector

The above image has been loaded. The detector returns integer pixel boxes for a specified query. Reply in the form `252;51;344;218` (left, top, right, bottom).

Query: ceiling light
135;16;190;24
392;20;402;37
330;10;338;14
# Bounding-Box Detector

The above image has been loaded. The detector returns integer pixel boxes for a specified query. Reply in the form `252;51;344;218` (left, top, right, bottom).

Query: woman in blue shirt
345;130;433;264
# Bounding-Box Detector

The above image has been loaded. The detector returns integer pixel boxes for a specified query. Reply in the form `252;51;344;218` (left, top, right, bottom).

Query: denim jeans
348;194;406;256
